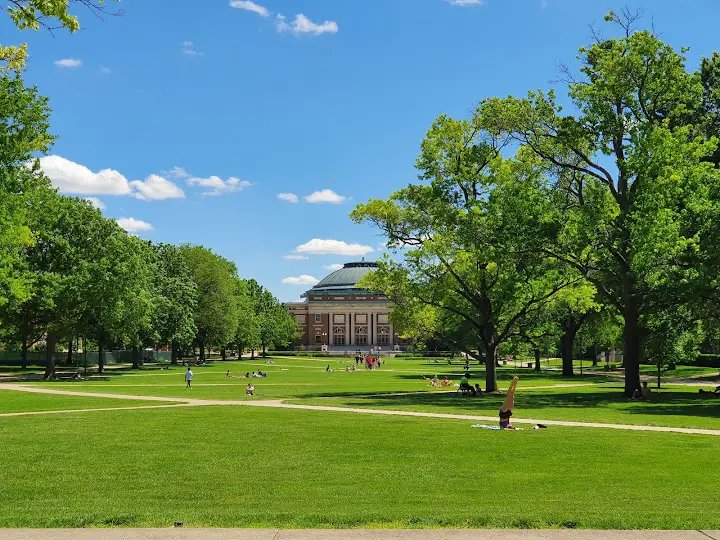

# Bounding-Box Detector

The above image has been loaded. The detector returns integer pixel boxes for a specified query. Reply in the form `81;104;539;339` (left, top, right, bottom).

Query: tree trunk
657;361;661;389
131;346;141;369
262;343;266;358
20;339;28;370
66;340;73;366
199;341;205;362
484;343;498;393
83;337;88;374
560;328;576;376
171;341;179;365
592;345;598;367
623;298;642;397
251;349;255;360
43;331;57;380
534;349;541;373
221;346;226;361
98;337;105;374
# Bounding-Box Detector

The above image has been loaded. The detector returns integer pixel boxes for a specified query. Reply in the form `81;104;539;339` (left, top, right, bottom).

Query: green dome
307;262;379;295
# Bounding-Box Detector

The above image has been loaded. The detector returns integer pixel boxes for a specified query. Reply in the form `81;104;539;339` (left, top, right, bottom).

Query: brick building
286;261;404;351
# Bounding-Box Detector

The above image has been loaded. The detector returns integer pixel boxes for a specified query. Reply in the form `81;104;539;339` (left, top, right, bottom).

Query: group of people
421;375;454;387
420;372;483;397
353;352;382;370
225;370;267;379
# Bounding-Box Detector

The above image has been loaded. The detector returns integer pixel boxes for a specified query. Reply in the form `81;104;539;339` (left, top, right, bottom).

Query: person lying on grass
699;385;720;395
500;376;519;429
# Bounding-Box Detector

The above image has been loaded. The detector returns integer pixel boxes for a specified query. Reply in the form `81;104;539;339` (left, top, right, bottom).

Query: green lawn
0;389;179;414
2;355;720;529
1;405;719;529
15;357;720;429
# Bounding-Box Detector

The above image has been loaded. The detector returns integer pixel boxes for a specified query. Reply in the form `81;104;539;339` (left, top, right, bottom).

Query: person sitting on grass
441;376;452;387
326;365;333;372
430;375;440;387
246;383;254;396
499;376;519;429
459;373;476;396
632;381;651;400
226;370;231;378
474;383;483;397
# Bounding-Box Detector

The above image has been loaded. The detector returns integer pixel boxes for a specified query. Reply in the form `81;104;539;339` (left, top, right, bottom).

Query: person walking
185;367;194;389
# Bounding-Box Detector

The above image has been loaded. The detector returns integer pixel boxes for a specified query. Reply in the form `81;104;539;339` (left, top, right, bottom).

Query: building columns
372;312;378;346
389;322;394;346
346;312;351;346
328;312;333;346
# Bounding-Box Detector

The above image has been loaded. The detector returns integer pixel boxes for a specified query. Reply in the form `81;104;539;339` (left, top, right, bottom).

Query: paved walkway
1;529;718;539
2;383;719;436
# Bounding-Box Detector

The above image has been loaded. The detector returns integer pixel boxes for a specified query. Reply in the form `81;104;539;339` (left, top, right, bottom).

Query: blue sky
5;0;720;301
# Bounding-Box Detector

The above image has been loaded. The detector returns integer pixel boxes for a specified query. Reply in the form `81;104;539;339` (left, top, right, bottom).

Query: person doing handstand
499;376;519;429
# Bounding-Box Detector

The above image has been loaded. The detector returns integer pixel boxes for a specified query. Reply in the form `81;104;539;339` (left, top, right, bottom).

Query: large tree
478;12;720;395
353;118;577;392
147;243;197;364
180;245;238;361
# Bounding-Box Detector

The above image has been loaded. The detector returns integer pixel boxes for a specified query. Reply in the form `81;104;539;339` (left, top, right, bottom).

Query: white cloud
40;155;132;195
182;41;203;56
304;189;346;204
282;275;319;286
85;197;105;210
55;58;82;68
230;0;269;17
167;166;190;178
39;155;184;200
116;217;153;233
277;192;300;204
130;174;186;201
295;239;373;257
276;13;338;36
284;255;309;260
99;66;112;74
323;264;344;271
188;176;251;196
446;0;483;5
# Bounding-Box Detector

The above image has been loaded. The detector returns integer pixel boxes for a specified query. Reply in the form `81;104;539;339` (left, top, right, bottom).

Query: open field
2;356;720;529
0;389;181;414
9;356;720;429
2;404;720;529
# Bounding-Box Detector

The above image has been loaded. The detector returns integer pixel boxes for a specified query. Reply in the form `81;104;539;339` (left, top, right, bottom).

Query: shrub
680;354;720;369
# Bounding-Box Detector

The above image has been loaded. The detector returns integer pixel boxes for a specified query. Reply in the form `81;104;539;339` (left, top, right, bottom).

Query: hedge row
680;354;720;369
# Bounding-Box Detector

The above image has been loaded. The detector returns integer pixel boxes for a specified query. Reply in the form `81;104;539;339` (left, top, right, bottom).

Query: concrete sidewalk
1;530;718;540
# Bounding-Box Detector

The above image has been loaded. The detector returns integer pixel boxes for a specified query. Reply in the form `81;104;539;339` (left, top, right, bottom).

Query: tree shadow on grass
294;387;720;420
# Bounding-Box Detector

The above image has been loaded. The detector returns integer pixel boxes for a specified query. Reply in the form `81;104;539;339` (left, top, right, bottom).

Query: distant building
286;261;404;351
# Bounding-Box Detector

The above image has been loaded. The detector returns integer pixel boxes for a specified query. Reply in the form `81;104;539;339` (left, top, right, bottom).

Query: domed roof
307;261;379;295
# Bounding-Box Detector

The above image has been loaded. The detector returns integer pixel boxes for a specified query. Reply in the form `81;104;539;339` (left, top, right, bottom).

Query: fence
0;350;171;367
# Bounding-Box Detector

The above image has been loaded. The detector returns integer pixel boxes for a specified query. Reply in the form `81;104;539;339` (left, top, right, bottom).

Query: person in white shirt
185;367;193;389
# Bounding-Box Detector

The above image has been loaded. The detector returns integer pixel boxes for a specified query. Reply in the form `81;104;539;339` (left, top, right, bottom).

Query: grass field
0;389;180;414
1;405;720;529
1;355;719;529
